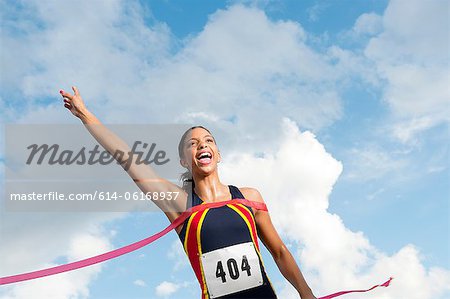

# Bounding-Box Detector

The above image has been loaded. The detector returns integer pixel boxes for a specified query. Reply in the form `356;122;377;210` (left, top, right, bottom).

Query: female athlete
60;86;316;299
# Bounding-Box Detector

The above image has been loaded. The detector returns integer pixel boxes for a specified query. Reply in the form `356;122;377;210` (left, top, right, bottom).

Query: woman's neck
193;172;231;202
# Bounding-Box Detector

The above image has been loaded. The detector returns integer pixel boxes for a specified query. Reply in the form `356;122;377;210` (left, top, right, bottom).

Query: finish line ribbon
0;198;392;298
0;199;265;285
318;277;393;299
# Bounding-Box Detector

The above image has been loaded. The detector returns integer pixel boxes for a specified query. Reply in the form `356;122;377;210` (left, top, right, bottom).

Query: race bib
201;242;263;298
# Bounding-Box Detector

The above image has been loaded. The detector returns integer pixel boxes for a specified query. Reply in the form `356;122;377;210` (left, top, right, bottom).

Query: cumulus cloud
0;157;125;299
133;279;147;287
306;2;329;22
353;13;383;36
364;0;450;142
0;232;112;299
342;146;409;182
1;0;448;298
332;0;449;182
0;0;172;121
155;281;180;297
167;240;189;272
1;1;347;152
0;207;123;274
0;1;348;298
220;118;450;299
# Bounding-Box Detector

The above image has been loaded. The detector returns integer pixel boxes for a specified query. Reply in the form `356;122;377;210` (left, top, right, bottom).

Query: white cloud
0;232;112;299
366;188;385;201
0;174;125;299
0;0;172;120
353;13;383;36
220;118;450;299
155;281;180;297
133;279;147;287
364;0;450;142
1;0;448;298
2;2;346;150
0;2;349;298
306;2;329;22
343;146;409;181
167;240;189;272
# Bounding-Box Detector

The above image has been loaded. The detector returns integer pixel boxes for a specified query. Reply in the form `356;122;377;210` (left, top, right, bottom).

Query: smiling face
180;127;221;177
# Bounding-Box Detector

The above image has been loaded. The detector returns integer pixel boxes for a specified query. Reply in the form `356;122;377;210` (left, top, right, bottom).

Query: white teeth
198;152;211;159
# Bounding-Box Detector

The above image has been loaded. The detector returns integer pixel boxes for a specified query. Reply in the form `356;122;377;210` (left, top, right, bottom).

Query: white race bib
201;242;263;298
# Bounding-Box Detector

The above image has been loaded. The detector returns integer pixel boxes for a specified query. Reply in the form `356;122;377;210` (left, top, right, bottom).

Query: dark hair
178;126;214;192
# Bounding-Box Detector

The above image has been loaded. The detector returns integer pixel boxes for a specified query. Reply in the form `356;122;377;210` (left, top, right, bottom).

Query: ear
180;159;188;168
217;151;221;163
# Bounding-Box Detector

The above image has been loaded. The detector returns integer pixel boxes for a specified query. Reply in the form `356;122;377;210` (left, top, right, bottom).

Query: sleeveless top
178;185;277;299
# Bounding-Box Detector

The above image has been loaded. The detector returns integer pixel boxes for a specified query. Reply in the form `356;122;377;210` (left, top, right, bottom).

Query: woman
60;86;316;299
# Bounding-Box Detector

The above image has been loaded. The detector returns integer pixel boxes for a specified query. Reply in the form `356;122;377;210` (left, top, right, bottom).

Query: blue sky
0;0;449;299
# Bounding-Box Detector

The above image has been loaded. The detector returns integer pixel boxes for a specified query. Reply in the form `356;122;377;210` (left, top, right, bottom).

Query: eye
186;140;197;148
206;138;214;143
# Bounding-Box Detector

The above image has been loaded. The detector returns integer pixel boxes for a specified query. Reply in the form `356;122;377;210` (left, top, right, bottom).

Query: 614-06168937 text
8;191;180;201
4;124;188;212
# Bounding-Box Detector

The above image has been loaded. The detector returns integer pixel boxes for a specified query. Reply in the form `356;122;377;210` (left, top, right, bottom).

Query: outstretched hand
60;86;88;119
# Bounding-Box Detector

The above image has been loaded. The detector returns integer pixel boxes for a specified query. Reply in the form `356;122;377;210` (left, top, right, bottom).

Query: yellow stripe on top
197;209;210;299
227;204;258;248
237;203;257;227
229;203;276;290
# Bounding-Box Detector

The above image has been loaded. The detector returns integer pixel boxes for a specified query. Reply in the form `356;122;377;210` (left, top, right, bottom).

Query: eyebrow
187;134;214;142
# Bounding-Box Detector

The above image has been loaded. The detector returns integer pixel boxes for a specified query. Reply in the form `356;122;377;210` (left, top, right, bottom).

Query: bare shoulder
238;187;266;215
238;187;265;203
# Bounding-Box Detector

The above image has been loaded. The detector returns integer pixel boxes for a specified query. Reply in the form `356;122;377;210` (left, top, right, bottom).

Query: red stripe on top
185;210;208;298
232;203;260;251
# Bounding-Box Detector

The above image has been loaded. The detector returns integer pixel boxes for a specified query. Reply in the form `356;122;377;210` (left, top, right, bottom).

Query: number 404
215;255;252;283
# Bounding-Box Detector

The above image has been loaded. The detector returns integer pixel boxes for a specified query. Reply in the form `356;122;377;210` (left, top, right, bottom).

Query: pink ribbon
0;198;392;299
0;199;266;285
318;277;393;299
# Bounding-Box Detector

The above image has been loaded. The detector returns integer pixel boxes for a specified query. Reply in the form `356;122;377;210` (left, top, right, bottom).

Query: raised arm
240;187;316;299
60;86;187;222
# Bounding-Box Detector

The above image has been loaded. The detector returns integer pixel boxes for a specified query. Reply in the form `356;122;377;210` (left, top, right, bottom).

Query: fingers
59;86;80;114
59;89;72;100
72;86;79;96
60;89;73;112
59;86;80;99
63;98;72;107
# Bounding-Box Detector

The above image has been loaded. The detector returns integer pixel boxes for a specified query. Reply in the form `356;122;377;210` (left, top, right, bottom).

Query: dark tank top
178;185;277;299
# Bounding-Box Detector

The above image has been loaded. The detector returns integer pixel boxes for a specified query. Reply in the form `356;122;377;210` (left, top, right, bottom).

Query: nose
198;141;208;149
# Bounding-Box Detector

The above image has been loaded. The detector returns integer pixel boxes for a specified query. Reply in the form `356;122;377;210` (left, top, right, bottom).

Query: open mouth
196;151;212;165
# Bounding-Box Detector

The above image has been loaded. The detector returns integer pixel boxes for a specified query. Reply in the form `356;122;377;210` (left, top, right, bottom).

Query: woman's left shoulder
238;187;265;204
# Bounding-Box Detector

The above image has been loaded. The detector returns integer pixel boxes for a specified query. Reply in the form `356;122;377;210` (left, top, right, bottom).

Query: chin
194;164;217;176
